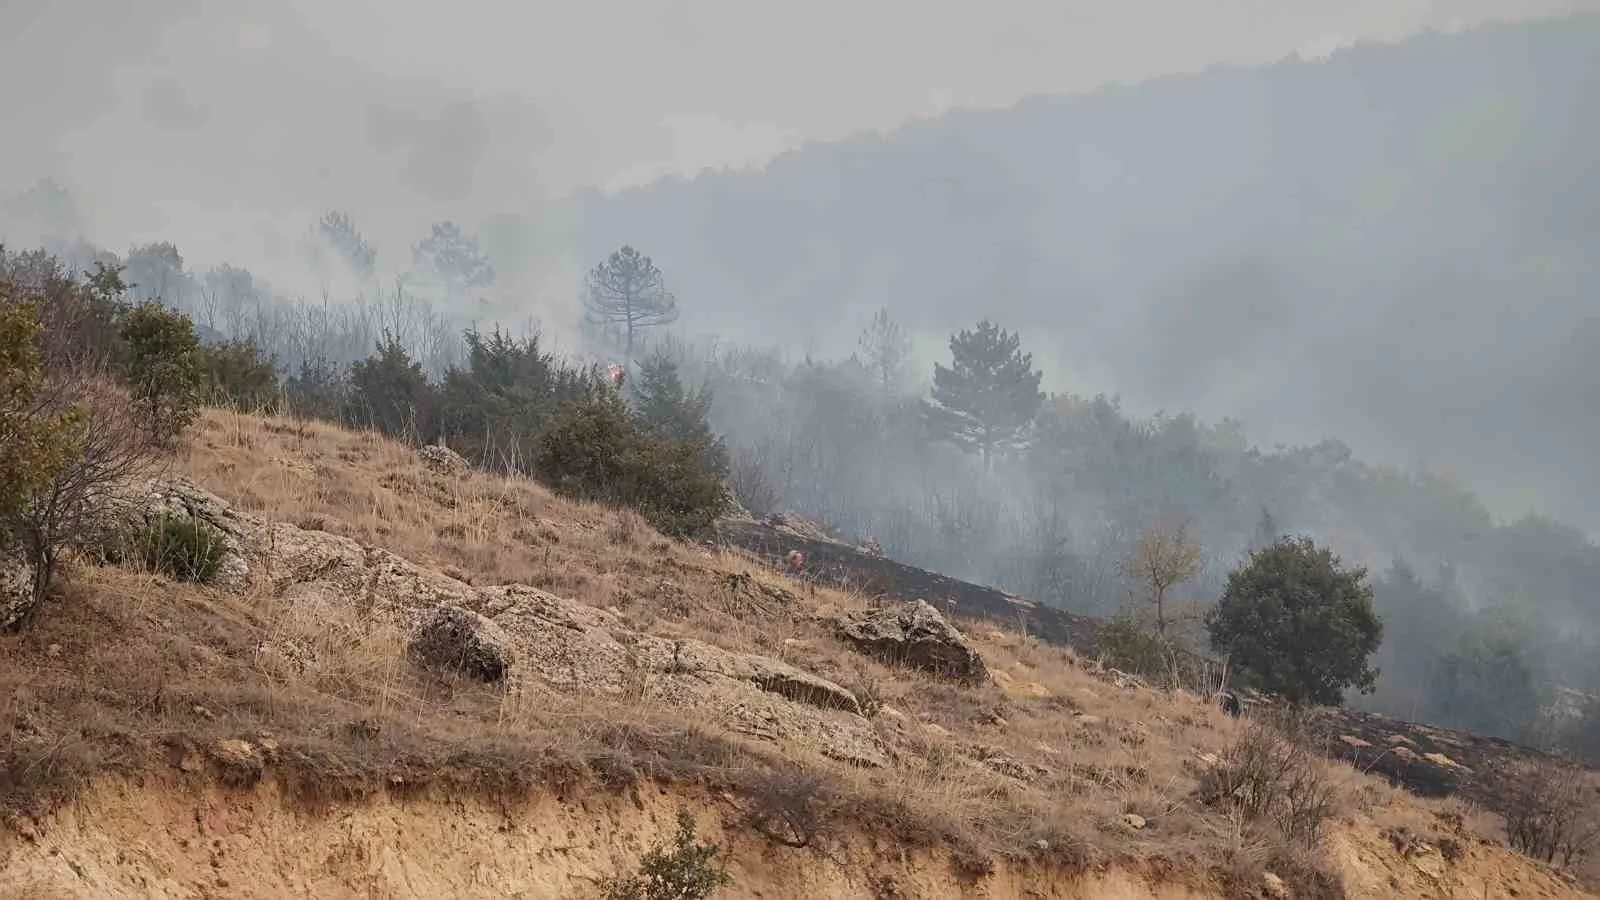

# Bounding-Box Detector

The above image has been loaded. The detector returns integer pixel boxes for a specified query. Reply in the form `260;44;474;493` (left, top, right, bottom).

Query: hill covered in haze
569;14;1600;533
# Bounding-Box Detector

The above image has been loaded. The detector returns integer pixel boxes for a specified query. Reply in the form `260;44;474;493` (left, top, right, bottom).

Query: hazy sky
271;0;1595;188
2;0;1594;265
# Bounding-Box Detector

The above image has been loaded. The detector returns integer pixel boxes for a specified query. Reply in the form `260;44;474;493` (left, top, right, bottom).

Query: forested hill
568;13;1600;533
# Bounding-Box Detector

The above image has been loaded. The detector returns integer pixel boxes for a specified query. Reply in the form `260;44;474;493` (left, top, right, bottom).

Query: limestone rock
209;739;264;788
97;476;892;769
0;552;37;631
836;599;987;682
101;477;256;591
409;605;516;683
418;444;469;476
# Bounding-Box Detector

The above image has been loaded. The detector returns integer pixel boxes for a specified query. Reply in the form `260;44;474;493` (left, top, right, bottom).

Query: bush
1503;758;1600;868
1198;714;1337;849
118;300;202;446
1094;616;1180;682
603;809;733;900
534;388;728;537
129;516;227;583
200;337;280;410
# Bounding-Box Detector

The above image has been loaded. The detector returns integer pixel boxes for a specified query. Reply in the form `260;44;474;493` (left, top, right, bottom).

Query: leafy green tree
583;246;679;362
118;300;202;445
923;319;1044;468
199;338;280;410
0;297;81;526
1429;605;1545;741
347;333;435;441
1206;536;1384;706
0;289;158;632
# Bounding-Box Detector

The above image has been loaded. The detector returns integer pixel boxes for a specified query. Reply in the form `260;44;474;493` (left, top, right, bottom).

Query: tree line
3;217;1598;761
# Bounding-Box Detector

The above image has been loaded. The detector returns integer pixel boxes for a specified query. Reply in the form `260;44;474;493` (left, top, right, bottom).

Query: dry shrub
740;764;833;848
607;508;650;546
1503;757;1600;868
726;448;778;517
1198;713;1338;849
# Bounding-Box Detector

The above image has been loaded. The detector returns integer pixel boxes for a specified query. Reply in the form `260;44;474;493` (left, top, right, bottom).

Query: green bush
118;300;203;446
132;516;227;583
603;810;732;900
1093;616;1180;682
200;338;280;410
534;388;728;537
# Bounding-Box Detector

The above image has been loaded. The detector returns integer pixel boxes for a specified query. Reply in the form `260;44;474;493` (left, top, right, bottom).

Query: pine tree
922;319;1044;468
583;246;679;363
856;306;912;392
411;221;494;303
629;350;727;476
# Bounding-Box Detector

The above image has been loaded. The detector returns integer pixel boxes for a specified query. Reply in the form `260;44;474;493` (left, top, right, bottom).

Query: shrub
131;516;227;584
603;809;733;900
118;300;202;446
1198;715;1337;848
1094;616;1180;682
534;389;728;537
199;337;280;410
1503;758;1600;868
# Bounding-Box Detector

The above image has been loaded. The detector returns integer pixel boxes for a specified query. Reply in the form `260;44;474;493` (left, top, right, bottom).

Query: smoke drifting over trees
5;8;1600;756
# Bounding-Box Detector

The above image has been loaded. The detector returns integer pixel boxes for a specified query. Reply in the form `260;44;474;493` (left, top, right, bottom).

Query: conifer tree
922;319;1044;468
583;246;679;363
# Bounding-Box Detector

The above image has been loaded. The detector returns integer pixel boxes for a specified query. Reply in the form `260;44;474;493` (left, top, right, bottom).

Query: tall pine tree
923;319;1044;468
583;246;679;363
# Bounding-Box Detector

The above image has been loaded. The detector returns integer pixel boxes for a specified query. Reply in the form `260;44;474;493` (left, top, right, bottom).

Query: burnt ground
716;519;1105;650
717;517;1591;818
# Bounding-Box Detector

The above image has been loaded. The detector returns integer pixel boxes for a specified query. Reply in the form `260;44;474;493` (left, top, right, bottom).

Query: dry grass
0;408;1571;895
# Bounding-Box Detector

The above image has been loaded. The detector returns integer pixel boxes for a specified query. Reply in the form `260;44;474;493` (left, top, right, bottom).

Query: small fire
606;363;625;386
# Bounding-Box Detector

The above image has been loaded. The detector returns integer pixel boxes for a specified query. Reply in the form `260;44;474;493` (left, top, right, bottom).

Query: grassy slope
1;409;1592;898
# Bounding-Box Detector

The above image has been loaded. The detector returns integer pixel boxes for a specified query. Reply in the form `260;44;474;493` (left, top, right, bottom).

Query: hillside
569;13;1600;533
2;410;1596;898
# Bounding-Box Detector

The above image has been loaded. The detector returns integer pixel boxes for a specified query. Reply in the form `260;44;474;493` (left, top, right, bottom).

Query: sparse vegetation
131;515;227;583
1503;757;1600;868
1197;713;1339;849
603;809;732;900
1120;519;1203;637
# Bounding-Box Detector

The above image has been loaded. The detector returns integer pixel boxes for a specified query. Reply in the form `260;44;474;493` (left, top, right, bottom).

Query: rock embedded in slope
835;599;987;683
0;552;38;631
409;604;516;683
418;444;470;477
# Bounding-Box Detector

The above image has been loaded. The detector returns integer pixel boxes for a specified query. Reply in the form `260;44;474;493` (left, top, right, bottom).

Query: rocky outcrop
836;599;987;683
104;476;889;768
409;605;516;682
418;444;469;477
0;551;37;631
101;477;256;591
